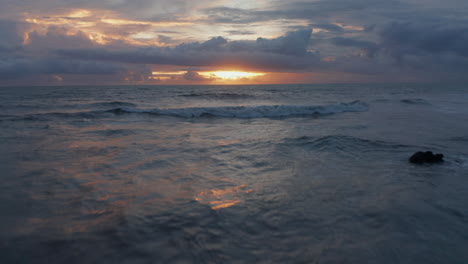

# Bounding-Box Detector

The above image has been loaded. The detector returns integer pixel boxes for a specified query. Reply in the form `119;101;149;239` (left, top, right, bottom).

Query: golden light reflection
210;200;241;210
216;139;242;146
199;71;266;80
321;56;337;62
194;184;253;210
22;127;230;236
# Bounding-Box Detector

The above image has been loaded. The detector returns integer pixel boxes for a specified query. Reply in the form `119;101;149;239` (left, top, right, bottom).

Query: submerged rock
409;151;444;164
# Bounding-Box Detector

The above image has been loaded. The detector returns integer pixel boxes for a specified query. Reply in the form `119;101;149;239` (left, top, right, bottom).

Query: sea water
1;83;468;263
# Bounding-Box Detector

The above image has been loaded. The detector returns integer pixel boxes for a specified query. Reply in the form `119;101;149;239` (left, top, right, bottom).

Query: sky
1;0;468;85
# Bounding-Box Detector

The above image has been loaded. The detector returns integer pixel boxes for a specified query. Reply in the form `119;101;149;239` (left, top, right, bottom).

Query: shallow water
1;83;468;263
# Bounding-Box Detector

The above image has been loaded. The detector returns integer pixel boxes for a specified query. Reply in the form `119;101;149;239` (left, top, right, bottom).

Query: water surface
1;84;468;263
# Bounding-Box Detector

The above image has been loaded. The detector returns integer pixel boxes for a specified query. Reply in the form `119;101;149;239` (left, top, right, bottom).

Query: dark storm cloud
0;20;28;51
183;71;206;81
0;54;127;79
57;48;319;71
330;37;378;57
256;30;312;56
379;22;468;58
27;26;98;50
330;37;375;48
201;0;404;25
201;7;263;24
0;45;21;53
56;29;317;71
366;22;468;74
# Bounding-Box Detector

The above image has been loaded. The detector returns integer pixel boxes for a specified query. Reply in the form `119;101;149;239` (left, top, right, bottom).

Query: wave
107;101;368;118
400;98;430;105
88;101;137;108
2;101;137;112
1;110;104;122
449;136;468;142
3;101;368;121
83;128;137;137
283;135;412;153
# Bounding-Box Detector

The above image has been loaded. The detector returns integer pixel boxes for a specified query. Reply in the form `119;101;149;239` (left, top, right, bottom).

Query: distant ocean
1;83;468;263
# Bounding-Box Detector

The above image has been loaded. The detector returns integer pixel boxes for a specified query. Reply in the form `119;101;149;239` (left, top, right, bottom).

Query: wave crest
3;101;368;121
108;101;368;118
400;98;430;105
89;101;137;108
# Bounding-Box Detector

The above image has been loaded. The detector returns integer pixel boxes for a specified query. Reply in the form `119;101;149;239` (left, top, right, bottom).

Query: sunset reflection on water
14;122;258;238
194;184;253;210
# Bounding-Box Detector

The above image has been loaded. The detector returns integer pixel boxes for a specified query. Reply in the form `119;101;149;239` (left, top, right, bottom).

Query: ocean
1;83;468;263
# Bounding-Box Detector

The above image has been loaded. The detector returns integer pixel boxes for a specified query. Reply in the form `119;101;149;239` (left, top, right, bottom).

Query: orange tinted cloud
22;8;190;46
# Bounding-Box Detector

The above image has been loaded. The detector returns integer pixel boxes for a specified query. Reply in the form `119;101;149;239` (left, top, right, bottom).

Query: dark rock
409;151;444;164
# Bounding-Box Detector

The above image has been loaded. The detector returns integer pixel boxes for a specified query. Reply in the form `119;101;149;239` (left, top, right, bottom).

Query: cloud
26;26;98;50
225;30;256;35
202;7;263;24
201;0;405;25
379;22;468;58
256;29;311;56
0;20;29;50
311;23;344;33
198;36;228;51
1;0;214;21
0;56;127;80
330;37;378;57
157;35;176;44
56;29;318;71
183;71;206;81
2;0;468;84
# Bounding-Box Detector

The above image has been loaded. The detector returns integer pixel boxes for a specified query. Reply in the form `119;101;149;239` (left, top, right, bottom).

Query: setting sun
199;71;266;80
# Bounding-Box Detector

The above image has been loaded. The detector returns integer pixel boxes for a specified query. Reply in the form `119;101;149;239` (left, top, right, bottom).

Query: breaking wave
2;101;368;121
107;101;368;118
88;101;137;108
284;135;412;152
400;98;430;105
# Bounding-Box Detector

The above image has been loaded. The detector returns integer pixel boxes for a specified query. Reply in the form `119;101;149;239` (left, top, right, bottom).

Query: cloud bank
1;0;468;85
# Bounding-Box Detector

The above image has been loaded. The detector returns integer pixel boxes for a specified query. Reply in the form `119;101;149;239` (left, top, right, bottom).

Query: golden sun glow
67;9;92;18
150;70;268;83
199;71;266;80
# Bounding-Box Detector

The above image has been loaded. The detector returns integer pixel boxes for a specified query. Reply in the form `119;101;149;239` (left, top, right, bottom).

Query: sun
199;71;266;80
